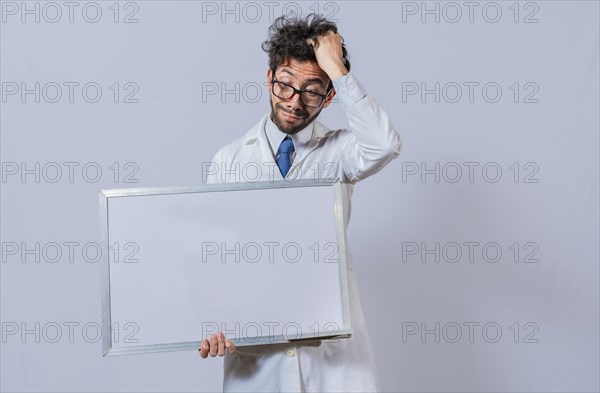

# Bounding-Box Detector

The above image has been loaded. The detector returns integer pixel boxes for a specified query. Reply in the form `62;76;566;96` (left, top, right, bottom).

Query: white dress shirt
207;72;402;392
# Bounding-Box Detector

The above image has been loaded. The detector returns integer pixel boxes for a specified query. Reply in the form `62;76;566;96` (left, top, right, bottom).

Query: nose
286;91;304;111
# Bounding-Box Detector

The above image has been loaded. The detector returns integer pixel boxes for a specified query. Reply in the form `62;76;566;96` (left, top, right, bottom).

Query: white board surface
100;181;351;356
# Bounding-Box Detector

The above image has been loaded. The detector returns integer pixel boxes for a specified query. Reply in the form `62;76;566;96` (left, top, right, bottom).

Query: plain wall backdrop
1;1;598;392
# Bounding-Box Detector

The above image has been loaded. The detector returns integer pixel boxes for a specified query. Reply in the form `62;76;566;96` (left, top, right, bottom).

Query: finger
217;332;226;356
209;333;219;357
225;339;236;354
324;31;342;44
306;38;315;47
199;339;209;359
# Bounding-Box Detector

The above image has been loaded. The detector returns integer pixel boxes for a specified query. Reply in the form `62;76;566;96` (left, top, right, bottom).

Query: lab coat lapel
243;114;284;181
291;120;332;170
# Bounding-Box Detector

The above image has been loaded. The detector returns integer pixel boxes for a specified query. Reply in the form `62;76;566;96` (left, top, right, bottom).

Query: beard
269;98;322;135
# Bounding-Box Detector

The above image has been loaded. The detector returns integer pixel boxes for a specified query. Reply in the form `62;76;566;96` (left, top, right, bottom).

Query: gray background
1;1;598;392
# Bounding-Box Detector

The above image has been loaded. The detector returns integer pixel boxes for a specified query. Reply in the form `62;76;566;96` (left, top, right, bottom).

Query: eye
304;86;323;94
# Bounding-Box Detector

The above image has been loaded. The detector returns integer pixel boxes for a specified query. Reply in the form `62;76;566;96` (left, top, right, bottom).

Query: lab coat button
286;349;295;357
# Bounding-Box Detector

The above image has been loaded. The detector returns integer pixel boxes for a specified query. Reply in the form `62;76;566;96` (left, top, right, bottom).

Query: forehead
275;58;328;84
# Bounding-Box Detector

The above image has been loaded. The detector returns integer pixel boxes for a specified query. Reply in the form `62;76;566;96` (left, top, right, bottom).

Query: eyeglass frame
270;69;334;108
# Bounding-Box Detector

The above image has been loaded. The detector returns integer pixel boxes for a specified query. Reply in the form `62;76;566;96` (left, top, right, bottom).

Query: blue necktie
276;137;295;177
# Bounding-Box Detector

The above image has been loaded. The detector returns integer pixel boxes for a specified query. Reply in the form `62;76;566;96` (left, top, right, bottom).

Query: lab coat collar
242;114;333;148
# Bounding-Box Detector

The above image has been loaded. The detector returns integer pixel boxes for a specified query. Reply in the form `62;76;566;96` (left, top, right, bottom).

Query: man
199;14;401;392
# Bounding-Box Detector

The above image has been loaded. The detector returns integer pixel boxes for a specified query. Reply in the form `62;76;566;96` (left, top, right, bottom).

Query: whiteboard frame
99;179;352;356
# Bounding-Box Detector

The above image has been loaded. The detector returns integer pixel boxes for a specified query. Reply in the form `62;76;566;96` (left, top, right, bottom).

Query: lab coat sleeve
205;149;223;184
333;72;402;183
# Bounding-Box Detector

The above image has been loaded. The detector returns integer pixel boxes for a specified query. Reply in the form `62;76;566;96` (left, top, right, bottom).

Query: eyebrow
277;68;326;88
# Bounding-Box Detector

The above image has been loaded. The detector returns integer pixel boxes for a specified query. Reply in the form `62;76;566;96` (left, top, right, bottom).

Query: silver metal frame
99;179;352;356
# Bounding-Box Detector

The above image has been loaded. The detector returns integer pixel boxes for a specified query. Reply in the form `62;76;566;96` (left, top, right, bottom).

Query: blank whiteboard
99;180;352;356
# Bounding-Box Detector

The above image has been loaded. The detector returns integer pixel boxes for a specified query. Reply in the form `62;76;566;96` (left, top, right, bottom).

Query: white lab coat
207;73;402;392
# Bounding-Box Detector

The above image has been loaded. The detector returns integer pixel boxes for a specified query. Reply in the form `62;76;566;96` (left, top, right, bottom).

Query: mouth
279;108;305;122
282;113;300;122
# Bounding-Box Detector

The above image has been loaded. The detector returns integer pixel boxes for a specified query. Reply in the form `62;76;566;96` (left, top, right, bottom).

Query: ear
322;88;336;109
267;68;273;83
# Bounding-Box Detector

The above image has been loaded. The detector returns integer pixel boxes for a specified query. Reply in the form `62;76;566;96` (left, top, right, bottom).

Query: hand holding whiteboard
99;179;352;356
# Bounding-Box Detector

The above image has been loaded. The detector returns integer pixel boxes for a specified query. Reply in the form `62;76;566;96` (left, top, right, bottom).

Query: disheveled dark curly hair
261;13;351;76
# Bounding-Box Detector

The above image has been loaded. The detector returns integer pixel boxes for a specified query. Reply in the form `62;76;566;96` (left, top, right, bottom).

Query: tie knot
278;137;295;155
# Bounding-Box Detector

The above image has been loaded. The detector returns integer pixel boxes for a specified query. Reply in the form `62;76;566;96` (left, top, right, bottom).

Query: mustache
276;104;308;118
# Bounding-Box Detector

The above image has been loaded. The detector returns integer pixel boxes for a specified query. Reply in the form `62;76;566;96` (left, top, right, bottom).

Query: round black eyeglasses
271;78;332;108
